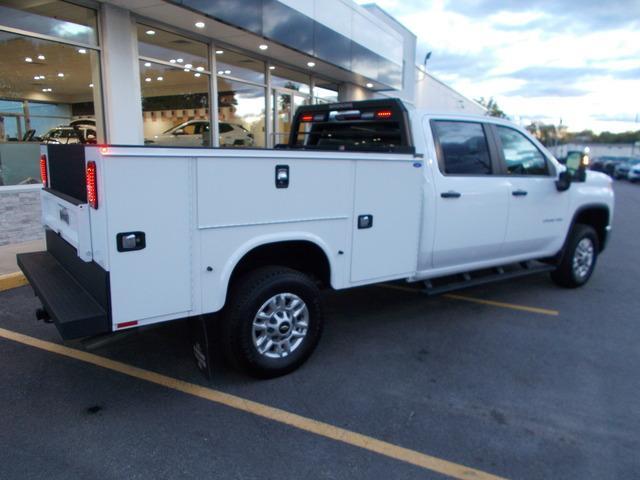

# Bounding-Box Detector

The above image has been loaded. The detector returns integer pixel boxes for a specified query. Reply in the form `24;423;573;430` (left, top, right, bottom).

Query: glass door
272;89;308;146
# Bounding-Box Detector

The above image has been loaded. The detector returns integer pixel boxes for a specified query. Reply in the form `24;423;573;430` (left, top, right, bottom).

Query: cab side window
432;121;492;175
496;126;549;175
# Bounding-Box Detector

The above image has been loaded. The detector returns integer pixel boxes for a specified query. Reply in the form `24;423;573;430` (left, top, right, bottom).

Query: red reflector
301;114;314;122
86;161;98;209
99;146;109;155
117;320;138;329
40;154;48;186
376;110;393;119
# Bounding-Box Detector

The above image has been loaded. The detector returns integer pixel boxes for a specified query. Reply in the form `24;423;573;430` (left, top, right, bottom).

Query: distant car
628;163;640;182
613;158;640;179
599;156;628;177
42;125;97;145
147;120;254;147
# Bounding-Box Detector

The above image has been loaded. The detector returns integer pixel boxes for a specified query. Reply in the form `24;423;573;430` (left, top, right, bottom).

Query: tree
475;96;508;119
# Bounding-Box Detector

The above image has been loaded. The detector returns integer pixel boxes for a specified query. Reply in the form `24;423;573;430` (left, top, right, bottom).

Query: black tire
550;224;599;288
221;266;323;378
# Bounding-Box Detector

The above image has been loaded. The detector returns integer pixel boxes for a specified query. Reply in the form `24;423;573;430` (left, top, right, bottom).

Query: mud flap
189;315;213;379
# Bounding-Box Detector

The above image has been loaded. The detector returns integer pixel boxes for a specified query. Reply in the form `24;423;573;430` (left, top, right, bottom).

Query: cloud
443;0;640;31
355;0;640;132
506;84;588;98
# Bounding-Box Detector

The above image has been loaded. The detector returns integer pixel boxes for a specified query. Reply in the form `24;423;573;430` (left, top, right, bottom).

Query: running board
421;262;556;296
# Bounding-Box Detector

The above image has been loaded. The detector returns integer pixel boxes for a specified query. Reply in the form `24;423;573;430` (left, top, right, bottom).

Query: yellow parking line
377;284;559;316
443;294;559;317
0;326;507;480
0;272;28;292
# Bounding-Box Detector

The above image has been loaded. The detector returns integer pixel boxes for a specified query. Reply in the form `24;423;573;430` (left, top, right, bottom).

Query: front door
428;119;510;269
492;125;570;256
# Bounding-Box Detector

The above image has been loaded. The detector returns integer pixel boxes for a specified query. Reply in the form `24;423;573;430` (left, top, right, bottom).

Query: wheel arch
219;234;335;307
570;204;611;252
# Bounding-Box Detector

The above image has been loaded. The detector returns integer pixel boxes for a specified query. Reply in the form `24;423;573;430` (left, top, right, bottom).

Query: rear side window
432;121;492;175
299;122;402;150
219;123;233;134
496;126;549;175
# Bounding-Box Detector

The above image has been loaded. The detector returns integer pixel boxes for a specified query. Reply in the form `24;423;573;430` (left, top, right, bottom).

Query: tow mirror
556;170;571;191
564;148;589;183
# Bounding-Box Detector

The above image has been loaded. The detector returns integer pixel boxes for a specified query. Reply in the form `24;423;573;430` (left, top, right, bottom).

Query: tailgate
41;144;93;261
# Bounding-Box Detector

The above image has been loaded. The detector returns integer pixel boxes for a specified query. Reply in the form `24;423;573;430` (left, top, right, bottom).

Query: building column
338;83;374;102
99;4;144;144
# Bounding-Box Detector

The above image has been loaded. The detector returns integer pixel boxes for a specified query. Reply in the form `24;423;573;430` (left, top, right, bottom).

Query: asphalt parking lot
1;181;639;480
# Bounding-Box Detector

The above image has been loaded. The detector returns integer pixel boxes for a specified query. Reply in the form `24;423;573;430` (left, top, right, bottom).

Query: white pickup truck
19;99;614;378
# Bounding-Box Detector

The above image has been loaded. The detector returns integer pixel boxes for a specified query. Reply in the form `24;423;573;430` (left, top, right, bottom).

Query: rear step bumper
17;251;110;339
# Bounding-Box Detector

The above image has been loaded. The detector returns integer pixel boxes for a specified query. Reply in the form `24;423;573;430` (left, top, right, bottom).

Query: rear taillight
40;154;48;186
86;161;98;209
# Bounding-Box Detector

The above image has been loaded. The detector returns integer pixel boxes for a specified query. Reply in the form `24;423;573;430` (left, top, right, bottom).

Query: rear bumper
17;230;111;339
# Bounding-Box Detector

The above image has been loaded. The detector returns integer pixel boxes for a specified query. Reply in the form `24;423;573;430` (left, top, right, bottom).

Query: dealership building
0;0;483;248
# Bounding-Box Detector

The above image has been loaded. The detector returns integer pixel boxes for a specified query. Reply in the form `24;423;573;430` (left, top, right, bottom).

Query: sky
357;0;640;133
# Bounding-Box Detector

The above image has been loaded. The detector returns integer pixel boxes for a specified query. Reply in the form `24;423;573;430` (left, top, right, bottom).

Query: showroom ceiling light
37;54;45;60
195;21;205;28
269;65;276;70
194;72;201;77
185;63;193;68
215;50;223;55
25;57;33;62
144;62;151;67
33;75;39;80
183;68;190;72
42;88;52;92
177;58;184;63
145;77;151;82
196;66;204;71
366;83;373;88
78;48;87;54
145;30;155;35
157;76;163;81
169;59;176;63
259;44;268;50
224;69;231;75
57;73;64;77
89;83;94;88
39;75;45;80
307;61;316;67
217;70;224;75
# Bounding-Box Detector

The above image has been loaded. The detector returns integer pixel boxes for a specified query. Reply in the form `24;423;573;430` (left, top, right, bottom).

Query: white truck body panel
35;105;615;333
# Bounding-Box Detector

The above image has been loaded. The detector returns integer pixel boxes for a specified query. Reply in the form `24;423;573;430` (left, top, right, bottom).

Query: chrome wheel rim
572;238;594;280
252;293;309;359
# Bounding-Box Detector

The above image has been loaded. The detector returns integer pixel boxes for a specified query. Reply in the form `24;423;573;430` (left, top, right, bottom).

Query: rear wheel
221;266;323;378
550;224;598;288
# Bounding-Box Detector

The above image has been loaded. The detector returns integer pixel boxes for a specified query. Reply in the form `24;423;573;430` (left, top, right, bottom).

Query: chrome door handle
440;191;461;199
512;190;528;196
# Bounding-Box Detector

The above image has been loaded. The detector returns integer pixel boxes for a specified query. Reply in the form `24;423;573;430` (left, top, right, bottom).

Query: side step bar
421;262;555;296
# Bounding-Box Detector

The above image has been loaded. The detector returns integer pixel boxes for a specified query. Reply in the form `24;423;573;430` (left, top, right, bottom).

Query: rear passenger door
492;125;569;256
429;120;510;269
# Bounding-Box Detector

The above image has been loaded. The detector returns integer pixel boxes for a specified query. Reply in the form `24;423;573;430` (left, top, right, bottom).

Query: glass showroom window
137;25;211;147
217;78;266;148
0;2;101;186
215;48;266;148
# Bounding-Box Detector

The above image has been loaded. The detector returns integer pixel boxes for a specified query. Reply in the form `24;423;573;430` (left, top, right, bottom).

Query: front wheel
221;266;323;378
550;224;599;288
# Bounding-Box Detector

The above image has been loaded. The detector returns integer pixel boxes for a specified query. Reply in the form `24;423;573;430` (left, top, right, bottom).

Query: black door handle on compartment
440;191;461;199
512;190;528;196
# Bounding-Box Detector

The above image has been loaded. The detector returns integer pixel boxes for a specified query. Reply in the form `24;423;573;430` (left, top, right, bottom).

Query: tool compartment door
104;154;193;324
350;158;423;283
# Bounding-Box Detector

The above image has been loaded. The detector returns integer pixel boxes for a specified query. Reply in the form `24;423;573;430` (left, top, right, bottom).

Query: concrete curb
0;272;28;292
